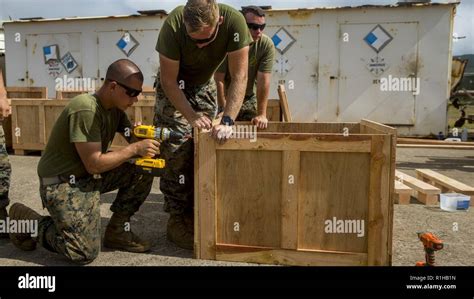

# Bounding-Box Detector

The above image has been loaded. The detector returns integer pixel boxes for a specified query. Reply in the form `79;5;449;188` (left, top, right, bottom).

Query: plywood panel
298;152;370;253
216;150;282;248
15;106;40;145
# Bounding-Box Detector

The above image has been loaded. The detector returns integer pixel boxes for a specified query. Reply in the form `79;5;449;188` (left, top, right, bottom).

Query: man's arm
159;54;211;129
253;71;271;128
75;139;159;175
0;70;11;119
214;72;227;110
222;46;249;120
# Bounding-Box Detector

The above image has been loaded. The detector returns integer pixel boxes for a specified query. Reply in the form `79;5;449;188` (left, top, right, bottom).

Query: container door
265;24;319;121
338;23;419;125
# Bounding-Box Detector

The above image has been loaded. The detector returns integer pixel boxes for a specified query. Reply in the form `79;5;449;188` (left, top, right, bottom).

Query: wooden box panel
217;150;282;248
195;120;396;266
298;152;369;253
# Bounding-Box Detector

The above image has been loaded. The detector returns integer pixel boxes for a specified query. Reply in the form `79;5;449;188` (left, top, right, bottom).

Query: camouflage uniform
236;94;258;121
37;162;153;264
0;123;11;210
154;71;217;215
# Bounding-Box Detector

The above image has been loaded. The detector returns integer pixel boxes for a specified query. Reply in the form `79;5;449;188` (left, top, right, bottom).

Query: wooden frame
195;120;396;266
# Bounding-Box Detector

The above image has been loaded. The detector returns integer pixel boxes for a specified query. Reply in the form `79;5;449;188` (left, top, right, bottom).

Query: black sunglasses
113;80;142;97
188;24;219;44
247;23;266;31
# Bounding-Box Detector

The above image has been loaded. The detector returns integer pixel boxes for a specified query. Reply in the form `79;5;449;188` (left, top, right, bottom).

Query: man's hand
0;98;10;119
251;114;268;129
133;139;160;157
190;114;212;130
211;124;233;145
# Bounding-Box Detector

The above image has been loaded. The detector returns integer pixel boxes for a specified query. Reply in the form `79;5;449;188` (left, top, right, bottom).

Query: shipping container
3;2;458;136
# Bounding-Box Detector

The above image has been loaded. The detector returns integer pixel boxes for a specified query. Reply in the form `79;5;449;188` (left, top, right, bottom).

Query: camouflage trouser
0;123;11;210
236;94;257;121
154;71;217;215
37;162;153;264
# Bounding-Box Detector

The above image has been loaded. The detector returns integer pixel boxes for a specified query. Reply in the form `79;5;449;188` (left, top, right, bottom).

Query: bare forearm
0;71;6;97
224;74;246;119
216;81;226;108
256;79;270;116
86;144;137;174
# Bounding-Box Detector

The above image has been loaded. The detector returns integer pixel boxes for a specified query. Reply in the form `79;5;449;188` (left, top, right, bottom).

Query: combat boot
167;214;193;250
9;203;42;251
0;207;8;238
104;212;151;253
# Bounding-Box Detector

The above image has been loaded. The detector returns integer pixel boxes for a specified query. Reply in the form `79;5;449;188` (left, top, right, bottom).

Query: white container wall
4;3;457;136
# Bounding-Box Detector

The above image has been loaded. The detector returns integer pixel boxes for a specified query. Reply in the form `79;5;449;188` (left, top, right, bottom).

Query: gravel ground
0;148;473;266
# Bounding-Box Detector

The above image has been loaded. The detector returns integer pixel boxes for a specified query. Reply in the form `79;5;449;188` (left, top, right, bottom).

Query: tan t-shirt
217;34;275;96
156;3;253;87
37;94;130;178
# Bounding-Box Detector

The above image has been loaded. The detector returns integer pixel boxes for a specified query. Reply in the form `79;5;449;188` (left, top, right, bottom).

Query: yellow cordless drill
130;125;184;176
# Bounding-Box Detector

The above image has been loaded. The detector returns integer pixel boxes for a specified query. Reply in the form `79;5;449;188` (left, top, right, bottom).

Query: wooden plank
263;122;360;134
361;119;397;265
397;144;474;150
6;86;48;99
277;85;292;122
215;244;367;266
394;180;412;205
395;170;441;194
281;151;299;250
367;135;390;266
415;169;474;193
196;132;217;259
216;134;373;153
398;138;474;146
194;128;201;258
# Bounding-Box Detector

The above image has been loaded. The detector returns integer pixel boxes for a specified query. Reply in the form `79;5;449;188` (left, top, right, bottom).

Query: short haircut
105;59;143;83
241;5;265;17
183;0;220;33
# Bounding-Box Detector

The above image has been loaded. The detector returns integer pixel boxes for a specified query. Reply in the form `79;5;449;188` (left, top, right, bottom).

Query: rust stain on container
288;10;313;19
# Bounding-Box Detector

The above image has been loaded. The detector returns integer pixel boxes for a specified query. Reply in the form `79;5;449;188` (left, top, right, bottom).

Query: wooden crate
194;119;396;266
10;99;156;154
11;99;66;154
4;87;48;149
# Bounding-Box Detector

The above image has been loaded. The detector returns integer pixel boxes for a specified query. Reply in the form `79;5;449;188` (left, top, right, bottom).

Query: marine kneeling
9;59;160;264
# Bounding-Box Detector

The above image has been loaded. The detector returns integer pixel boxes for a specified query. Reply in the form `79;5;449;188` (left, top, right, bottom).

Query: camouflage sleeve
259;38;275;73
69;110;102;143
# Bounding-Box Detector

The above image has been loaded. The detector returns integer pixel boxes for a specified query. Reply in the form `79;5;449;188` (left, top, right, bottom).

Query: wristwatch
220;115;235;126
